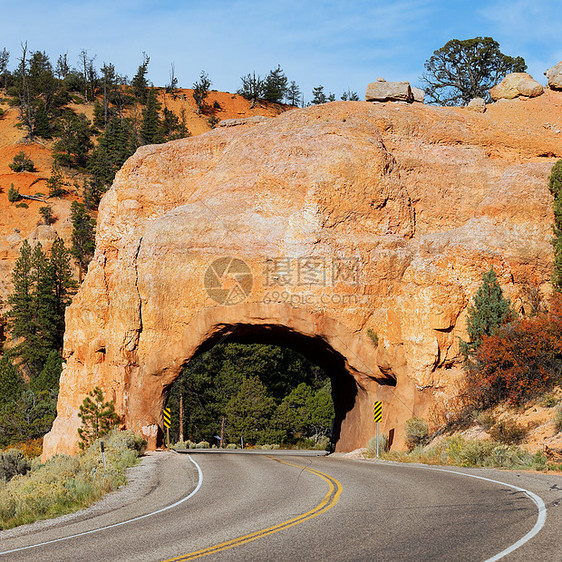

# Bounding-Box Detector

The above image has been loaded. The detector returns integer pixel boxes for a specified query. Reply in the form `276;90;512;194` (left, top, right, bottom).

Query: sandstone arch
43;99;557;458
125;305;407;452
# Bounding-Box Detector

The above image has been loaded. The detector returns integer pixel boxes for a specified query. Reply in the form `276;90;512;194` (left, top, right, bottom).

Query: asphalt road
1;451;561;561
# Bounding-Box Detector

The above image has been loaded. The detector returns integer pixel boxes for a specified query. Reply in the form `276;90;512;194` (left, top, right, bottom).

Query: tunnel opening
162;323;374;451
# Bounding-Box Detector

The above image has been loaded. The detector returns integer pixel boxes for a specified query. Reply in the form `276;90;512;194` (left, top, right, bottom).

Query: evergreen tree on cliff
140;87;162;144
70;201;96;280
192;70;211;115
311;85;327;104
262;65;288;103
460;268;512;357
132;52;150;104
238;72;264;109
549;160;562;292
421;37;526;105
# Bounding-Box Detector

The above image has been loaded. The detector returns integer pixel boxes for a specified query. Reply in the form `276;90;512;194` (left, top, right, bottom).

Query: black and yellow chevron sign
163;408;172;429
373;401;383;423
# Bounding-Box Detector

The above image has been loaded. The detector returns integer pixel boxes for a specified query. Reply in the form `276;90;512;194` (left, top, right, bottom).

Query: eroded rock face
43;95;562;458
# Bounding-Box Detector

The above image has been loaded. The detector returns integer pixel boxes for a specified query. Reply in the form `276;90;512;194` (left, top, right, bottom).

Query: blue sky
2;0;560;102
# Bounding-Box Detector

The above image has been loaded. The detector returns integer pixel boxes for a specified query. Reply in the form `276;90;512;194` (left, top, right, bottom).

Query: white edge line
0;454;204;556
420;466;547;561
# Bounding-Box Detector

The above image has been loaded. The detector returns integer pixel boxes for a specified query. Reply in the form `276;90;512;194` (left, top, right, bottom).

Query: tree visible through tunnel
165;343;335;449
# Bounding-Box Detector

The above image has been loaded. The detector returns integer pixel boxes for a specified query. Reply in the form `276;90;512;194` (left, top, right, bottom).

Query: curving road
1;451;560;561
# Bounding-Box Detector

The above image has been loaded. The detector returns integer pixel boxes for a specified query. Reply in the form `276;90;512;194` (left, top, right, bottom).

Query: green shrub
366;434;388;457
15;202;28;208
405;417;429;450
0;449;30;482
489;419;527;444
226;443;237;449
0;429;144;530
195;441;210;449
9;151;35;172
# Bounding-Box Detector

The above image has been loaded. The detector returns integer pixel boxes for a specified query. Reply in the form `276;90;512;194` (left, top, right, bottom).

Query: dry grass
0;430;145;530
380;436;555;471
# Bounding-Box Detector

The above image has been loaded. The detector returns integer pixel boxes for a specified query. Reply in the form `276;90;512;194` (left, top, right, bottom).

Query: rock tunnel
42;101;554;458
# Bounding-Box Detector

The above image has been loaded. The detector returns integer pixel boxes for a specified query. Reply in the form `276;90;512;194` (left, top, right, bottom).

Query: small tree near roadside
78;387;119;449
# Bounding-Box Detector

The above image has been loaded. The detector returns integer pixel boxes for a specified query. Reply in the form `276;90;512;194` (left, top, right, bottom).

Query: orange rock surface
42;91;562;457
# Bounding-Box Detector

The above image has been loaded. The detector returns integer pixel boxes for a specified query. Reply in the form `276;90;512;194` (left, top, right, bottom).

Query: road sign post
163;407;171;449
373;401;383;458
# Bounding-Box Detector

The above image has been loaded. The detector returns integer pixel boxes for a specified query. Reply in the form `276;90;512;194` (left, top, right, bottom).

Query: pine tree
286;81;301;106
53;111;92;168
225;376;276;445
461;268;512;356
46;160;66;197
93;99;105;129
33;99;51;138
160;107;189;141
6;241;41;373
341;90;359;101
0;356;25;407
6;239;75;377
33;349;63;393
49;238;76;350
77;387;119;449
311;85;327;104
70;201;96;280
192;71;211;115
0;48;9;90
140;88;162;144
132;52;150;104
549;160;562;291
262;65;288;103
238;72;264;109
87;115;138;208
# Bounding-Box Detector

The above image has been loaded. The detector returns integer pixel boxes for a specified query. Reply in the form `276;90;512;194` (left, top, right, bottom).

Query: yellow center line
161;457;343;561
